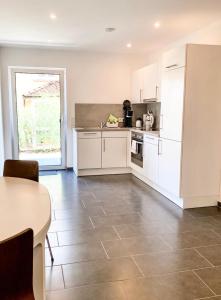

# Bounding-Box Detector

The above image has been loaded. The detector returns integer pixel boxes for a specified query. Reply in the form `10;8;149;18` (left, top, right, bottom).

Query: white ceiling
0;0;221;53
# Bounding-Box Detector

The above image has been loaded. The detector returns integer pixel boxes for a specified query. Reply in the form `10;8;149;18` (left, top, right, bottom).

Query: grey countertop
73;127;160;136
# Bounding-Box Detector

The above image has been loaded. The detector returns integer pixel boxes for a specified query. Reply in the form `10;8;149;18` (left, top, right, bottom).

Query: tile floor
41;170;221;300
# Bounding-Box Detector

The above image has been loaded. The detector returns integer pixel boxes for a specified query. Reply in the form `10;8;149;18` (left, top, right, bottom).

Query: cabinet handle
144;136;154;141
103;139;106;152
140;89;144;102
155;86;158;99
83;132;97;135
160;114;163;129
166;64;178;69
158;140;163;155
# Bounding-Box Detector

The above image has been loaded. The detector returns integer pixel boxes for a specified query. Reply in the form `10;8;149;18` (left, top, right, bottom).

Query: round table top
0;177;51;245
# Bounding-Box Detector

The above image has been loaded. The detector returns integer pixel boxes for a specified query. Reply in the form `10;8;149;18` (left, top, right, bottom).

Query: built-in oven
131;131;143;168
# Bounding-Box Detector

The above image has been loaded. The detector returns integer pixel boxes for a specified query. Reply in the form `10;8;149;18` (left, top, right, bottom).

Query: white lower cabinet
158;138;182;197
73;130;129;175
78;138;101;169
143;136;159;183
102;137;127;168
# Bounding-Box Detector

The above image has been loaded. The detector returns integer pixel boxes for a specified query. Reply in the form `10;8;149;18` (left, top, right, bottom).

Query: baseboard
77;167;132;176
182;195;219;209
132;169;184;208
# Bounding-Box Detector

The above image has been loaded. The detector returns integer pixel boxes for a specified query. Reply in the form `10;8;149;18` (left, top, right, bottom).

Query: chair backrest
0;229;34;299
3;160;39;182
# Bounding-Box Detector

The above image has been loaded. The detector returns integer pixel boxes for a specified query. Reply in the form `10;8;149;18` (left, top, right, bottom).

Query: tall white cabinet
159;44;221;208
0;72;4;175
132;44;221;209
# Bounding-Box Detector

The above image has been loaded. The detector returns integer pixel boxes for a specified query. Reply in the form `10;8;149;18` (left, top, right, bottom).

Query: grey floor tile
54;210;92;221
45;242;106;266
168;217;217;233
41;171;221;300
45;266;64;291
102;204;138;216
161;229;221;250
195;266;221;295
46;233;58;248
195;244;221;266
49;219;93;232
46;282;126;300
91;214;144;228
103;236;170;258
57;227;119;246
114;222;175;238
62;257;142;287
121;271;213;300
134;248;210;276
187;207;221;218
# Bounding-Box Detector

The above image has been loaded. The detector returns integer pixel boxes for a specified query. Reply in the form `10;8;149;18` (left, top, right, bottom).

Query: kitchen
73;44;221;209
1;2;221;299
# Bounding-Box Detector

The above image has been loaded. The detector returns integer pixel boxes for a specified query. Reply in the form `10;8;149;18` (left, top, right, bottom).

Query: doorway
10;68;66;170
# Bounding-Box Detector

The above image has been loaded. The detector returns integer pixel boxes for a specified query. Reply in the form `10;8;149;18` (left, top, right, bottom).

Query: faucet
99;121;105;128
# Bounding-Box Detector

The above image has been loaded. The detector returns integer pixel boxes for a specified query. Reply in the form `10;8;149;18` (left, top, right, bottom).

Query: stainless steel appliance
131;131;143;168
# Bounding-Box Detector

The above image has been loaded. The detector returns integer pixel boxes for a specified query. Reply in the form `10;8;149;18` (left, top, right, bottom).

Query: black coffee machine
123;100;133;127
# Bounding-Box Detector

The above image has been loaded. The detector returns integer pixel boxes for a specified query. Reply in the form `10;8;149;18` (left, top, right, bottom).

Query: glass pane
15;73;62;167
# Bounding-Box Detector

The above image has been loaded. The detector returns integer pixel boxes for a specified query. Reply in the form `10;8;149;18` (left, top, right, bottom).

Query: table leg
33;242;45;300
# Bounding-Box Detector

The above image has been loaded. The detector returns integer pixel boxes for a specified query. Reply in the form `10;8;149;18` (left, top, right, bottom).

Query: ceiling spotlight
50;13;57;20
126;43;132;48
105;27;116;33
154;21;161;28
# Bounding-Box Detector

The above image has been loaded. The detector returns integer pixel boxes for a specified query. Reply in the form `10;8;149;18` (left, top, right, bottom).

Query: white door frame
8;66;67;170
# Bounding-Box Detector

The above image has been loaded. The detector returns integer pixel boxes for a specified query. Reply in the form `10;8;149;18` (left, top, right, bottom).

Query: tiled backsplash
75;102;160;129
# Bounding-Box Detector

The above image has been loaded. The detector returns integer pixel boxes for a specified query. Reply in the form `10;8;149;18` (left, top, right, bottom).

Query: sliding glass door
10;68;66;170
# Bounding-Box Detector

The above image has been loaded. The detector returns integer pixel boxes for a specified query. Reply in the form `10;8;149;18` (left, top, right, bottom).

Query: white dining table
0;177;51;300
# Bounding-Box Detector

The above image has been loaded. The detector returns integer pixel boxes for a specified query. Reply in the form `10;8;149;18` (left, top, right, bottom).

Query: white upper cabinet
142;63;159;101
102;137;127;168
132;69;143;103
158;138;182;197
160;67;185;142
162;46;186;70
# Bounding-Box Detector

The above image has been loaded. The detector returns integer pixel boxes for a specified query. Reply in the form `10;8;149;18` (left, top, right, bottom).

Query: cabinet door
102;138;127;168
143;139;158;183
78;138;101;169
142;63;158;100
162;46;186;70
160;67;185;141
132;69;143;103
158;139;181;196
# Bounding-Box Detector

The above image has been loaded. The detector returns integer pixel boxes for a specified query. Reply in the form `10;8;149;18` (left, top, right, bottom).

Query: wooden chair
0;229;35;300
3;159;54;263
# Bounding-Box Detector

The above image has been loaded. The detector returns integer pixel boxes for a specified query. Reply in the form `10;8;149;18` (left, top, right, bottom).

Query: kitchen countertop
74;127;130;132
73;127;160;136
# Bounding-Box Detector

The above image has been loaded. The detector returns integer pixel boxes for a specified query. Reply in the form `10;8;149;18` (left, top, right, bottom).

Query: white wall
0;47;139;167
136;19;221;68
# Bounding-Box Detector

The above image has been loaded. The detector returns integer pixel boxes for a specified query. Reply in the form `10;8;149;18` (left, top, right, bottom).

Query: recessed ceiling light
126;43;132;48
105;27;116;33
50;13;57;20
154;21;161;28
